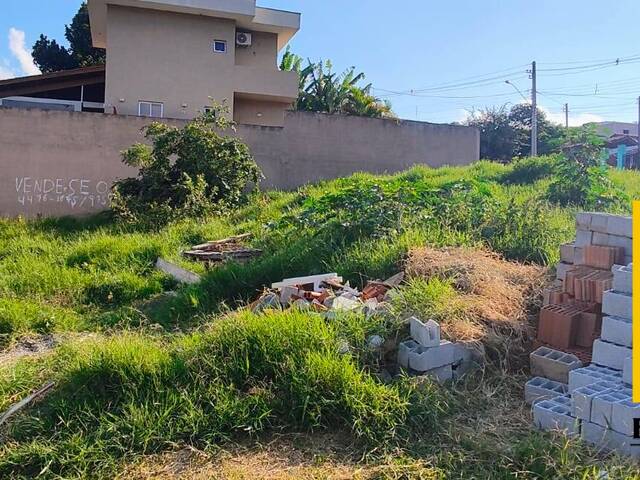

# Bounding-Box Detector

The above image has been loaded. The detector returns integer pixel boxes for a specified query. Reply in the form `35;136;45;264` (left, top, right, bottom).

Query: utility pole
530;61;538;156
564;103;569;129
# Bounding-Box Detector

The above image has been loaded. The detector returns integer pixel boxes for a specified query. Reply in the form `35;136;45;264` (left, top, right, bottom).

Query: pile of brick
526;212;637;458
539;212;632;359
397;317;475;382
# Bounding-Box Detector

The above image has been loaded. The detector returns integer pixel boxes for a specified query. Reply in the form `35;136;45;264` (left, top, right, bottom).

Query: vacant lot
0;160;638;479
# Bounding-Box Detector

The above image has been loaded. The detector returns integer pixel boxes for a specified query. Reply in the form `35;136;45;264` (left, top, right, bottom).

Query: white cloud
0;59;16;80
8;27;40;76
541;106;603;127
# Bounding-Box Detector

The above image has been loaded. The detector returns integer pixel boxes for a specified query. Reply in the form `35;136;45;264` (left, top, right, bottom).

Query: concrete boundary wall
0;107;479;217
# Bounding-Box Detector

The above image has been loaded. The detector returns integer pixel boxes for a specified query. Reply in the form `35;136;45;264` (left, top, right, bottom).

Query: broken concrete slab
155;258;201;285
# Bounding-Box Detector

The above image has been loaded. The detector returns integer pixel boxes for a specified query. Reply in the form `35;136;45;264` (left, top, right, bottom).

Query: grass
0;160;639;478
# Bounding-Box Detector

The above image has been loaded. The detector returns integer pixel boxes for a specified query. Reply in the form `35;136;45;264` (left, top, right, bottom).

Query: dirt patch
404;247;550;365
116;432;432;480
0;334;58;368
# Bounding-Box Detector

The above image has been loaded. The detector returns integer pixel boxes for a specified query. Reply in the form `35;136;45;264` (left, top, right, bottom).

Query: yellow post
634;201;640;402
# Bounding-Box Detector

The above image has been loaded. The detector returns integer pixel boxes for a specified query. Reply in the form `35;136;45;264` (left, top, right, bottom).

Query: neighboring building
591;121;639;137
605;134;638;169
0;0;301;127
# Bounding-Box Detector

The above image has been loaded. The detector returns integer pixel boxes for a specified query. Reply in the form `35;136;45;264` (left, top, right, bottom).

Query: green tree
508;103;564;157
547;125;627;209
280;48;394;118
465;106;517;161
32;2;105;73
465;103;564;161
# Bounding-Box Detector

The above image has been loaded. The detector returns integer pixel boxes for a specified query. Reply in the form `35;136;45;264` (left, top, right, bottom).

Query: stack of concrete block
530;212;638;459
397;317;471;382
526;346;582;405
541;212;632;354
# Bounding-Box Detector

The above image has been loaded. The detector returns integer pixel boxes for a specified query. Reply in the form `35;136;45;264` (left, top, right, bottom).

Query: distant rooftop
88;0;301;50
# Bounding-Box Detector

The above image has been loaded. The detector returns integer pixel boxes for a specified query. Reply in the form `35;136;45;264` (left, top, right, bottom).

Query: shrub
111;103;262;226
546;127;628;210
500;155;557;185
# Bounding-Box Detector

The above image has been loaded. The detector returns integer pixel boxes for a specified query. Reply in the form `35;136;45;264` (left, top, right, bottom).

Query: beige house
0;0;300;127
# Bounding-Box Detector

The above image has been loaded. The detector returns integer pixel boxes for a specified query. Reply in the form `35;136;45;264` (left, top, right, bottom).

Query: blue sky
3;0;640;125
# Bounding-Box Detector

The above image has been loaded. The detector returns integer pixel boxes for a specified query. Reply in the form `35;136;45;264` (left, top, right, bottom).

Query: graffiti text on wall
15;177;111;209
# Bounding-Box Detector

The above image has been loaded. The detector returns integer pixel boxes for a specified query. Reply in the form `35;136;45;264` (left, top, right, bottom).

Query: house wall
234;96;289;126
104;5;295;122
0;107;480;218
234;31;278;69
106;5;237;119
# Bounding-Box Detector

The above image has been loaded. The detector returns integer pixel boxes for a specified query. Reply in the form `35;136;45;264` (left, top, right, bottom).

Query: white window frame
213;39;227;53
138;101;164;118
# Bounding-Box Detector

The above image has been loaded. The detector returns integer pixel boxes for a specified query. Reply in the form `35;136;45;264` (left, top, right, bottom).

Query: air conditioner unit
236;32;252;47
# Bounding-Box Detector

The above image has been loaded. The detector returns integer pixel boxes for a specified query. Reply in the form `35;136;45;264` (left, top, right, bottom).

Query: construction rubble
250;272;403;319
251;271;476;382
527;212;637;458
183;233;262;265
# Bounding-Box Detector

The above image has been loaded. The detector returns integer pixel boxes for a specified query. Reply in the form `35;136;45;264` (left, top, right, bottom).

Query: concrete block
611;395;640;436
607;215;632;238
572;382;618;420
602;290;632;320
601;316;632;347
451;343;479;378
409;317;440;347
591;390;629;427
560;243;576;264
569;365;623;393
555;262;573;282
612;264;632;295
408;340;455;372
155;258;201;285
532;398;580;435
582;421;640;459
592;231;610;246
397;340;419;369
576;212;592;230
593;339;632;370
591;213;612;233
525;377;568;405
623;357;632;386
605;234;633;257
575;229;594;247
423;364;453;383
530;346;582;384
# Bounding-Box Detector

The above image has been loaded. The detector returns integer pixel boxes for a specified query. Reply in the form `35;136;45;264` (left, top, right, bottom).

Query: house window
623;129;630;134
213;40;227;53
138;101;163;118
